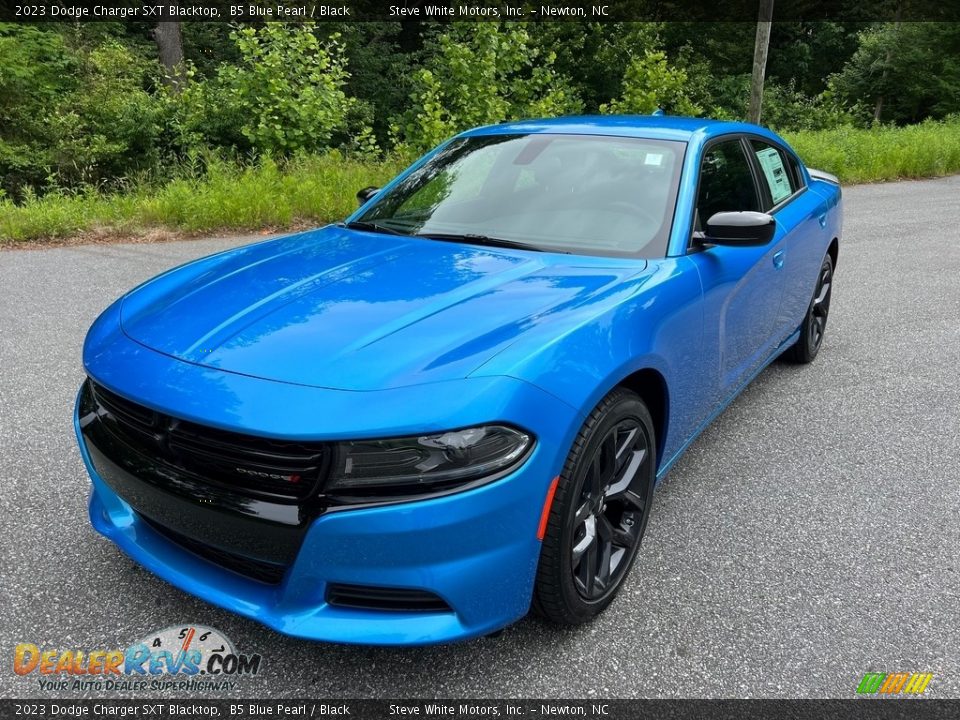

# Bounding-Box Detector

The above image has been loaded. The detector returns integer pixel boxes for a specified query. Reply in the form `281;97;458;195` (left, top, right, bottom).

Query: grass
3;119;960;244
784;117;960;184
0;152;408;244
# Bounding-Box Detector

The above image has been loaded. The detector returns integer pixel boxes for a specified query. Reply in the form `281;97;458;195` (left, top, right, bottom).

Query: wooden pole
748;0;774;125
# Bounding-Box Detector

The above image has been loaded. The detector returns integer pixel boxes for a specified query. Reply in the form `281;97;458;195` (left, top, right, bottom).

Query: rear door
746;138;829;343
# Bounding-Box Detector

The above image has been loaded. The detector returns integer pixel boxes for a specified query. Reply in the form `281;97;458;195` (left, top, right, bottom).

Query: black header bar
1;0;958;22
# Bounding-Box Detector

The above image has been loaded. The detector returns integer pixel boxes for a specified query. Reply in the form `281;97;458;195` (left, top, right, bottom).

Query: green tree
224;24;365;153
333;22;414;146
765;21;863;98
0;24;75;196
601;49;700;116
831;22;960;125
0;25;165;197
537;23;664;113
176;24;374;156
393;23;583;153
47;41;166;186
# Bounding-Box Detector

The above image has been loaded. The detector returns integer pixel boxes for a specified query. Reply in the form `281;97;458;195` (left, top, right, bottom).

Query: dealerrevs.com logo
856;672;934;696
14;625;262;692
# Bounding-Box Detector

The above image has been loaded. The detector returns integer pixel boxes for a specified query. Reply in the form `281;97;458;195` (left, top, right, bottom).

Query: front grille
326;583;452;613
88;380;329;501
94;383;158;429
140;514;289;585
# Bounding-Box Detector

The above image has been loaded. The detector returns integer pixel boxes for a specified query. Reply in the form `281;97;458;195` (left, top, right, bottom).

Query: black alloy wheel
785;253;834;364
569;418;648;600
809;257;833;351
533;388;656;625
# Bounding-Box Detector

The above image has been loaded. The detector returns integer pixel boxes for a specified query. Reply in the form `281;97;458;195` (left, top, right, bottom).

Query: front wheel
784;253;834;364
533;388;656;625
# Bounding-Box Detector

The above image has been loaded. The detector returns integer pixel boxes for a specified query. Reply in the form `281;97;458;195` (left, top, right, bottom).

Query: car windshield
355;133;686;257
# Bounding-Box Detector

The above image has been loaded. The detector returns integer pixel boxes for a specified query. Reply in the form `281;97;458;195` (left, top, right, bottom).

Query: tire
784;253;834;364
533;387;656;625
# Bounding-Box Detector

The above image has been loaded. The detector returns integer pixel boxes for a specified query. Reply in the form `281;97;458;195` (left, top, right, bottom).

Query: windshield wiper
343;220;410;237
416;232;544;253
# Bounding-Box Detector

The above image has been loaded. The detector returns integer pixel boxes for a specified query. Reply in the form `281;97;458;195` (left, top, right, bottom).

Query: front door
687;137;787;404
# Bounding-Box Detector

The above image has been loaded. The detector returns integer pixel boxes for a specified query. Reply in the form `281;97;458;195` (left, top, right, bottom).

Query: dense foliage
1;20;959;206
392;23;582;153
5;117;960;244
175;25;375;155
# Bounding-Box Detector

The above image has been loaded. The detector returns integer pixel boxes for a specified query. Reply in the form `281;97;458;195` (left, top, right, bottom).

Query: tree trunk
154;22;185;92
748;0;774;125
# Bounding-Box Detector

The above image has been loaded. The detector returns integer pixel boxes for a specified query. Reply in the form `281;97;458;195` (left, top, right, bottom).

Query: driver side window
695;140;760;230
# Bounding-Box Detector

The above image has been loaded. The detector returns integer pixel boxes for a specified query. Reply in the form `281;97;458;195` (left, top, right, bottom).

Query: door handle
773;250;785;269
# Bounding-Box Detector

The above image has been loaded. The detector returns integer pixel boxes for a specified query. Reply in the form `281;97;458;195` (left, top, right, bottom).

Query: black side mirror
356;186;380;206
703;210;777;247
703;211;776;247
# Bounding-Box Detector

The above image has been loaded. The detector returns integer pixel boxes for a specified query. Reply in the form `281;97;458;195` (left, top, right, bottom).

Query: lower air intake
325;583;452;613
140;514;289;585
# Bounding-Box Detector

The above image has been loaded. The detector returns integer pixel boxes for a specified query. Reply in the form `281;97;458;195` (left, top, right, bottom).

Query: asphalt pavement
1;175;959;699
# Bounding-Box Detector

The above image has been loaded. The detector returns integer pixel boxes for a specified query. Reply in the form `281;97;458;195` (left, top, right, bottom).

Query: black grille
94;383;158;429
88;381;329;501
326;583;452;613
140;514;289;585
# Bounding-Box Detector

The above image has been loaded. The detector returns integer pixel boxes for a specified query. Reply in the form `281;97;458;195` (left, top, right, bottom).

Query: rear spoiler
808;167;840;185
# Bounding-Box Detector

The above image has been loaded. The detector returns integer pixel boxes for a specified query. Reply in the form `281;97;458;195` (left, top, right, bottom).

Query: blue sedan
76;116;841;645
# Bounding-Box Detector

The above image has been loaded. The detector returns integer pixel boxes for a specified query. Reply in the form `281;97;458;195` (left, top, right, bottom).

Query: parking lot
2;175;958;699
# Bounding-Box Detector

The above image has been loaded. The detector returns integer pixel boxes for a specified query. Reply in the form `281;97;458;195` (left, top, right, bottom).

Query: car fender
471;256;706;470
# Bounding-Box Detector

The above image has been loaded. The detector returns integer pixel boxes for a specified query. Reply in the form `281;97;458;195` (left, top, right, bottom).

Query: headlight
325;425;532;497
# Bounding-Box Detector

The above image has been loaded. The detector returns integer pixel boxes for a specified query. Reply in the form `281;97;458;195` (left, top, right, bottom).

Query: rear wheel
533;388;655;625
785;253;834;364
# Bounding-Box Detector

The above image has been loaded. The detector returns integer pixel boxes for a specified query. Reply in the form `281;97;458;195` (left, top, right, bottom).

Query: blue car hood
119;226;648;391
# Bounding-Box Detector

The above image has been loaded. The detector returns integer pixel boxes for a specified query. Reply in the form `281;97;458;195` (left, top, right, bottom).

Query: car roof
462;115;780;144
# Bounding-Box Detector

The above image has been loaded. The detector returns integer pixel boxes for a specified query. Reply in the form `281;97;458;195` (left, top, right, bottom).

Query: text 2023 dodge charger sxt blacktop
76;116;841;645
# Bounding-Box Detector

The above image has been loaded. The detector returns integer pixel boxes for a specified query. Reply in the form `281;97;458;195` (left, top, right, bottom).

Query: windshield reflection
358;133;685;258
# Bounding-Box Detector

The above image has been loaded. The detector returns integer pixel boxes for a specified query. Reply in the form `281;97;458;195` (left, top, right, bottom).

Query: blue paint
77;116;841;645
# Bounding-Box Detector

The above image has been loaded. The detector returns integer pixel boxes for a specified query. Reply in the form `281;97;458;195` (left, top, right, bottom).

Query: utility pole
748;0;774;125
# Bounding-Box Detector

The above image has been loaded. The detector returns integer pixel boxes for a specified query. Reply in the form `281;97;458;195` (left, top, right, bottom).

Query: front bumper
81;439;547;645
76;330;580;645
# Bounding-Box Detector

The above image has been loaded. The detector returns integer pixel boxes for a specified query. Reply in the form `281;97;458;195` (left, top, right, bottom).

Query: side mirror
356;186;380;206
703;211;775;247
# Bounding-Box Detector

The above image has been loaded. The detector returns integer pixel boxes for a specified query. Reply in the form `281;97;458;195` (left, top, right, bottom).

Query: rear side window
696;139;760;228
750;140;798;208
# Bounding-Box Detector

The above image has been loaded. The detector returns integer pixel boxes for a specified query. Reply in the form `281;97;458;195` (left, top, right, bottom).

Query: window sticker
755;146;792;204
644;153;664;166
